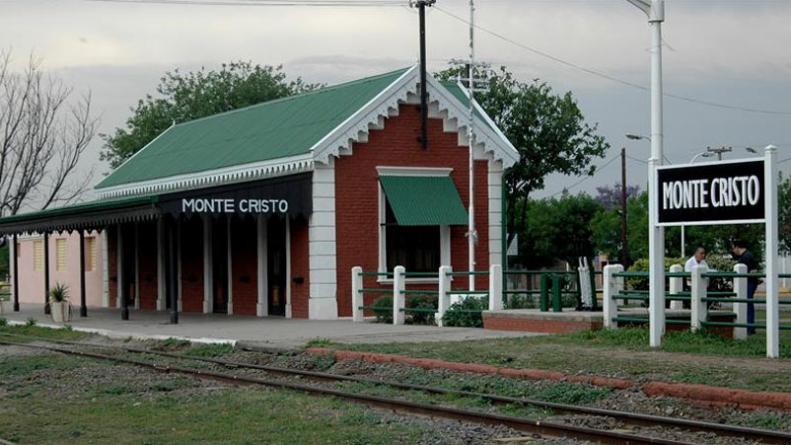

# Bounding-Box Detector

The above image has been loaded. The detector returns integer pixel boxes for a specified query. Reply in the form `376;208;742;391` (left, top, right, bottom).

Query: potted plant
49;283;71;323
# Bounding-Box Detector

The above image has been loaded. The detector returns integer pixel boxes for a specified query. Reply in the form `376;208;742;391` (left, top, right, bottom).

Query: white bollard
489;264;503;312
732;264;748;340
393;265;405;326
603;264;624;329
351;266;364;323
437;265;452;327
669;264;683;311
690;265;708;332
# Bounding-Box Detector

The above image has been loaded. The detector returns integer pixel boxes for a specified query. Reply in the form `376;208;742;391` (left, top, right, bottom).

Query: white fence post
351;266;363;323
732;264;748;340
578;258;594;309
690;265;708;332
669;264;683;310
765;145;780;358
603;264;623;329
393;265;405;326
489;264;503;311
437;265;452;327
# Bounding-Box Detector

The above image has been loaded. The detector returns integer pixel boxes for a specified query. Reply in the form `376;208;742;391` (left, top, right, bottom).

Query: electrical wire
433;5;791;116
548;154;620;197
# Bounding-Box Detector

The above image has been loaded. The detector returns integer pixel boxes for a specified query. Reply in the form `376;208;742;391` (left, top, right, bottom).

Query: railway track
2;333;789;445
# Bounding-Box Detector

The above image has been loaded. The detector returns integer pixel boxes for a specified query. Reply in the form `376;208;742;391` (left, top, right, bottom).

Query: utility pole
620;147;629;267
467;0;477;291
413;0;435;150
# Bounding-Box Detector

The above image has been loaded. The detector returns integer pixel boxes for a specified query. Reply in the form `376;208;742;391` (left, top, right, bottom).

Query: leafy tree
780;173;791;254
436;66;609;244
591;191;649;262
516;193;602;268
594;184;641;211
101;61;320;168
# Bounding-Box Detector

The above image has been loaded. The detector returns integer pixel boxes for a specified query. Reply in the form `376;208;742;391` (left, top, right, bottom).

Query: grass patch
531;382;611;405
0;351;429;445
305;338;333;348
0;324;87;341
0;354;87;377
149;337;191;351
181;343;234;358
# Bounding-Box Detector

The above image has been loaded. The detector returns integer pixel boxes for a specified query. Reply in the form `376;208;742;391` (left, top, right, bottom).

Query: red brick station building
0;66;518;321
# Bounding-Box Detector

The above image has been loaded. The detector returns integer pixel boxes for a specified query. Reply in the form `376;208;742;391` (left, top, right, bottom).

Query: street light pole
628;0;665;348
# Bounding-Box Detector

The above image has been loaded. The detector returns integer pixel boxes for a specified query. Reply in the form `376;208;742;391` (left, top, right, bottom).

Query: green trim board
379;176;468;226
96;68;411;190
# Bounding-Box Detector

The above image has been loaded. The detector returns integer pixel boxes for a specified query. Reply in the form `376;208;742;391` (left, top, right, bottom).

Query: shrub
406;295;437;325
371;295;393;323
49;283;70;303
0;318;7;327
627;257;685;290
25;317;36;327
442;297;486;328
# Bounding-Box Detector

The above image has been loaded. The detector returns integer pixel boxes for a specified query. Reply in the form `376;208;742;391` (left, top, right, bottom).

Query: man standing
684;247;708;274
732;239;759;335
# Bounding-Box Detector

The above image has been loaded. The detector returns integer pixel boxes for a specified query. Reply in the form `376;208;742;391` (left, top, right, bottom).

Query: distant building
1;66;517;319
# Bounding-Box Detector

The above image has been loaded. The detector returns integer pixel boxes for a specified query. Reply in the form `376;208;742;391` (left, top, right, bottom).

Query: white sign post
652;146;779;358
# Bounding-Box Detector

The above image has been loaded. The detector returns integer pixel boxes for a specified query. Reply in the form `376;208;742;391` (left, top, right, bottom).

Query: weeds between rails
1;332;790;444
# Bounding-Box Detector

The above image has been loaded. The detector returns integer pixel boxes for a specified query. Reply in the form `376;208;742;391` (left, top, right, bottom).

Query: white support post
156;218;166;311
176;219;182;312
393;265;405;326
437;265;452;327
226;216;233;315
603;264;623;329
101;229;110;308
351;266;364;322
669;264;683;310
690;265;708;332
489;264;502;311
765;145;779;358
256;216;268;317
202;216;213;314
285;217;292;319
733;264;748;340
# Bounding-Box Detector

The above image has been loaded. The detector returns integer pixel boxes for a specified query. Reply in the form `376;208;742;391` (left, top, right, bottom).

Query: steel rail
2;333;791;444
0;338;692;445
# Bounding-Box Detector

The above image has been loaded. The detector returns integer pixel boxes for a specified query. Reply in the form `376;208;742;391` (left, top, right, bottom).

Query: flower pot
50;301;71;323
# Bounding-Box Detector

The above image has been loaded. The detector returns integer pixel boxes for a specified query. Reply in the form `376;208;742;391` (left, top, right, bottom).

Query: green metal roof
379;176;468;226
0;195;159;224
96;68;410;190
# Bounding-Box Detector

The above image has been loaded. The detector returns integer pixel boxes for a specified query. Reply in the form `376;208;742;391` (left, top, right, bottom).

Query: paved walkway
2;304;535;348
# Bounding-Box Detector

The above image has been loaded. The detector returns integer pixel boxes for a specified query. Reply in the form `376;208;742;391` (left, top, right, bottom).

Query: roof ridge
173;67;413;128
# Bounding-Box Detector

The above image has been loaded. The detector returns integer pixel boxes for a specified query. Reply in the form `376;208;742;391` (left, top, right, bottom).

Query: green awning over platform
379;176;468;226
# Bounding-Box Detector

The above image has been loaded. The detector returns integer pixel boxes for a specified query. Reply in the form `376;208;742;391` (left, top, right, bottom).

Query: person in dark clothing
732;239;759;335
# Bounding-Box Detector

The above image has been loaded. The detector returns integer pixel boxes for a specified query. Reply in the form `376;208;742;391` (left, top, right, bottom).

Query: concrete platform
483;308;737;336
1;304;536;348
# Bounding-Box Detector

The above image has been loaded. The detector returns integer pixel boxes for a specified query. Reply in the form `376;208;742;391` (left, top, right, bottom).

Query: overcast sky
2;0;790;200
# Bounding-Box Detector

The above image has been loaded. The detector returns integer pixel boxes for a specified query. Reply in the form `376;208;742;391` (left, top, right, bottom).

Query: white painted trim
202;216;213;314
488;160;504;269
310;67;418;164
97;153;314;199
256;216;268;317
226;216;233;315
376;166;453;177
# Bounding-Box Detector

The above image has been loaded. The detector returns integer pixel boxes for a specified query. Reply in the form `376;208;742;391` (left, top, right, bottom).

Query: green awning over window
379;175;468;226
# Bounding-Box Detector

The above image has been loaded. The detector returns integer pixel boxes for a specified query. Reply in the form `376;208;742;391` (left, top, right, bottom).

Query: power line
86;0;405;6
549;154;619;197
433;5;791;116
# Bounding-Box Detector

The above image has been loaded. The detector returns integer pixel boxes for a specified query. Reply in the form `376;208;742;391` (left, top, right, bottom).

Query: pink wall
14;231;105;307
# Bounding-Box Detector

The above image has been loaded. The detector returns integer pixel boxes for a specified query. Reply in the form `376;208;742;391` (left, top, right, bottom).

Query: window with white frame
377;167;452;278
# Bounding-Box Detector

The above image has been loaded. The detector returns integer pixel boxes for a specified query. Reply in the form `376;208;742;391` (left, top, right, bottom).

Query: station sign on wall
656;159;765;226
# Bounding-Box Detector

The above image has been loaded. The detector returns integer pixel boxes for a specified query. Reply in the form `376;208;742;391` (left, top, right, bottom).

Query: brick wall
232;217;258;316
179;217;204;313
334;104;490;317
107;226;118;308
291;217;310;319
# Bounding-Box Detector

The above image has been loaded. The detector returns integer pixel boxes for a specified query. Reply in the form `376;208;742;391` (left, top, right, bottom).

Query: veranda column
156;218;166;311
79;230;87;317
119;224;129;321
202;215;213;314
285;217;292;318
256;215;268;317
177;219;182;312
168;217;179;324
116;225;123;310
11;234;19;312
134;222;140;310
226;216;233;315
43;231;51;315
